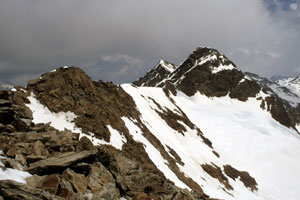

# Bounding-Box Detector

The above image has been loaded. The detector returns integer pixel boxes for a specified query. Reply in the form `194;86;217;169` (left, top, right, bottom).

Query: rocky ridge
134;47;297;129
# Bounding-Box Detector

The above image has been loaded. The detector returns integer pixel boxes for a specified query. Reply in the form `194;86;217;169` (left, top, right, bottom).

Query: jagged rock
133;60;177;87
38;173;61;194
25;132;45;142
62;168;88;193
26;150;98;175
26;174;45;187
76;136;96;152
0;180;64;200
87;162;116;192
45;130;62;151
5;146;19;158
31;140;47;156
92;183;120;200
99;147;199;199
15;153;27;166
57;177;74;199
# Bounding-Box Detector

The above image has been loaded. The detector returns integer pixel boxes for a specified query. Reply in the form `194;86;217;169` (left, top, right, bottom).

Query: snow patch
211;64;235;74
0;160;31;184
158;60;176;73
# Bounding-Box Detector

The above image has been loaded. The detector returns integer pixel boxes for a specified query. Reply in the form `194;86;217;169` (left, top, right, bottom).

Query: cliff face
1;47;300;200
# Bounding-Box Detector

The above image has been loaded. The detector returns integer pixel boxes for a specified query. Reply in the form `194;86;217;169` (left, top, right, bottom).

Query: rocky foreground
0;87;210;199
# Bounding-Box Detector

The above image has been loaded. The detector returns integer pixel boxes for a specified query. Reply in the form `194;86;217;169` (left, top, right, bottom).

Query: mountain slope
1;47;300;200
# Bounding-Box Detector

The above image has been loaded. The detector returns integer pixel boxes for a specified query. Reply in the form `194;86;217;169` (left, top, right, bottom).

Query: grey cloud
0;0;300;85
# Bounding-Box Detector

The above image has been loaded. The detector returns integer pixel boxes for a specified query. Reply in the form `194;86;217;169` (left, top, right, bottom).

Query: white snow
0;164;31;184
11;88;16;92
211;63;235;74
158;60;176;73
173;91;300;200
122;83;300;200
0;156;31;184
25;92;126;150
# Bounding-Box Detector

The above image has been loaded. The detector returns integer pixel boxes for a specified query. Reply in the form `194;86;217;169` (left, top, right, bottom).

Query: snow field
122;84;261;199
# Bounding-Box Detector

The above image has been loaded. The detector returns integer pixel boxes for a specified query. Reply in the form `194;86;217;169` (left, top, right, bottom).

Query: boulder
62;168;88;193
57;177;74;200
0;180;64;200
31;140;47;156
76;136;96;152
87;162;116;192
92;183;120;200
26;150;97;175
37;173;61;194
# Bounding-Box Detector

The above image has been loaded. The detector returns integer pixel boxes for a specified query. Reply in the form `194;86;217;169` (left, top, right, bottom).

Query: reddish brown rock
38;174;60;194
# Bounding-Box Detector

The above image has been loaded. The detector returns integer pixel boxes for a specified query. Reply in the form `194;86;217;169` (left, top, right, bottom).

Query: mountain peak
133;60;176;87
157;60;177;73
134;47;259;101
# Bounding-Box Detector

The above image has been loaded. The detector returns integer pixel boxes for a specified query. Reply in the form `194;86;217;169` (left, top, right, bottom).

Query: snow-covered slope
277;76;300;98
122;84;300;200
246;72;300;108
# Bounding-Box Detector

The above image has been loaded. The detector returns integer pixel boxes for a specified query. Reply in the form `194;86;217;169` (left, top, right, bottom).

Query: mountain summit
1;48;300;200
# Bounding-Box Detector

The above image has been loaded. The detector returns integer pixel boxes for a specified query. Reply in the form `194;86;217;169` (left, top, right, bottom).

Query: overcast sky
1;0;300;85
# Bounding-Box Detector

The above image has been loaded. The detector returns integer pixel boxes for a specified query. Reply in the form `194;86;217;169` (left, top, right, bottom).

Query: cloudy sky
0;0;300;85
